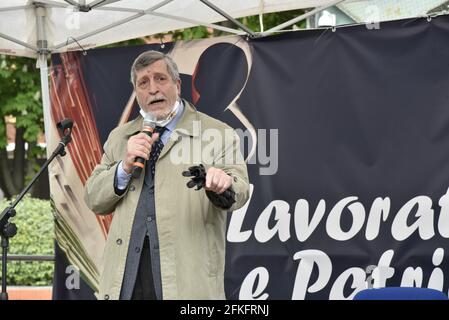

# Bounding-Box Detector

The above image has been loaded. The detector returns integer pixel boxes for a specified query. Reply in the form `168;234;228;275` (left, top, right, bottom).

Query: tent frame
0;0;349;54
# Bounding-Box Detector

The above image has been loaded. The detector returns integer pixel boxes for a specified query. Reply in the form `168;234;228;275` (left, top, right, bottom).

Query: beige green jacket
84;100;250;300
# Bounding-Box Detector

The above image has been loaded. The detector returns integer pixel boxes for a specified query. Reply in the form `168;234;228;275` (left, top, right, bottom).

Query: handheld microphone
131;114;156;179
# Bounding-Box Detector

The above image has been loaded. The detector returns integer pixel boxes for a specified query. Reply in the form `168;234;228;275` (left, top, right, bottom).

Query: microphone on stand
131;114;156;179
56;118;73;156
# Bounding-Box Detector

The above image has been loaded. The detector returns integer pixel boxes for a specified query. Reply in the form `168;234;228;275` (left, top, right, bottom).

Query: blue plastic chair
353;287;448;300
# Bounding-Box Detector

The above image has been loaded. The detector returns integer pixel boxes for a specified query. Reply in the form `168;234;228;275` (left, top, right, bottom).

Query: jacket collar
123;117;143;138
172;99;200;138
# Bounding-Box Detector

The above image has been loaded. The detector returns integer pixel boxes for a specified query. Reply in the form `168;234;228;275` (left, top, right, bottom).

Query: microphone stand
0;119;73;300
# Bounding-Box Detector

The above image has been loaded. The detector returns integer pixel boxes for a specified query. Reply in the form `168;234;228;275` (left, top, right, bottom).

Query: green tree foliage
0;55;44;197
0;197;54;286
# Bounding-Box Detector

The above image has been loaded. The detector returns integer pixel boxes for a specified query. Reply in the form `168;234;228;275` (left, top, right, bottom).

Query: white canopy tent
0;0;348;57
0;0;347;146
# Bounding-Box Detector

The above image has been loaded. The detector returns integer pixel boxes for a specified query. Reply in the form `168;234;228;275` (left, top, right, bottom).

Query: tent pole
0;5;34;12
199;0;256;37
32;1;69;8
89;0;122;9
263;0;346;34
0;33;39;52
259;0;264;33
38;54;51;156
63;0;79;7
35;4;52;154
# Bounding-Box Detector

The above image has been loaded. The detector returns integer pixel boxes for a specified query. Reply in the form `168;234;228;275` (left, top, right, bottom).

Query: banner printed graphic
49;16;449;299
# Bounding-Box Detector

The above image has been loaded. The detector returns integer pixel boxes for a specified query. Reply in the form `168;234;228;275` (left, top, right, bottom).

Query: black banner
51;15;449;299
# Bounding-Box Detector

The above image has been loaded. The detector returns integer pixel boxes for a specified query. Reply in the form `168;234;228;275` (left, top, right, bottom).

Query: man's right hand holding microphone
122;131;161;175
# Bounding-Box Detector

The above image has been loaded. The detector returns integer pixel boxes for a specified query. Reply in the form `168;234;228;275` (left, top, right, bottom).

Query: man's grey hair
130;50;180;87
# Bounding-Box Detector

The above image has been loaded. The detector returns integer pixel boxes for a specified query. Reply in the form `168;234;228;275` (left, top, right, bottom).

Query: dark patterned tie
149;126;167;178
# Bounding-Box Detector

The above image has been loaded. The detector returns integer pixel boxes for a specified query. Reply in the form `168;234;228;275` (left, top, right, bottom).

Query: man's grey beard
137;99;172;121
137;97;181;126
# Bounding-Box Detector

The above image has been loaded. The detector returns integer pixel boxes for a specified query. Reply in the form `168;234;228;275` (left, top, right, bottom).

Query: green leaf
0;196;54;286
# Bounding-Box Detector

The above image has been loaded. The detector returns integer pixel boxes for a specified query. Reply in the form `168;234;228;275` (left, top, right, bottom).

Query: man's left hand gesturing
205;167;232;195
